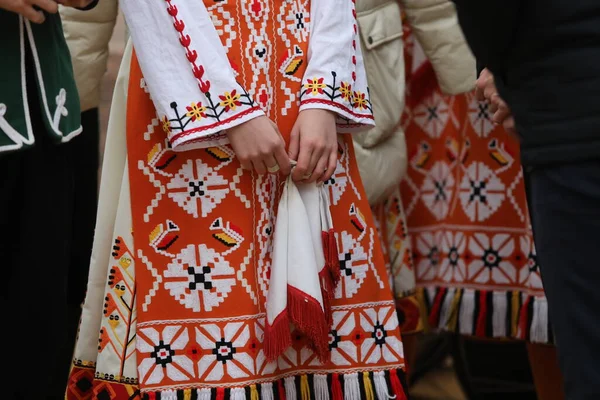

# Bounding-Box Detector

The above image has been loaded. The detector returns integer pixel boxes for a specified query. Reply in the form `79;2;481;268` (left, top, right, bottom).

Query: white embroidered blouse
120;0;374;151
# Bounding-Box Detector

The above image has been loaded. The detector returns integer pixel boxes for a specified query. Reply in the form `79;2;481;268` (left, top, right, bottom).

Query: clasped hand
227;109;338;184
475;68;517;138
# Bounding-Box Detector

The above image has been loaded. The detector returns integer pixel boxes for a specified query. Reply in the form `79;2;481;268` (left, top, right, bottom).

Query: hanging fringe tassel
162;390;177;400
511;291;521;338
264;311;292;361
314;374;330;400
517;295;532;340
331;373;343;400
492;292;507;338
216;387;226;400
140;369;408;400
285;377;297;400
475;290;489;337
390;370;408;400
458;289;475;335
300;375;311;400
343;373;361;400
232;388;246;400
262;383;274;400
438;288;456;328
420;285;552;345
362;372;375;400
199;388;212;400
445;289;462;332
373;371;393;400
287;285;330;361
428;288;447;328
278;380;287;400
530;297;549;343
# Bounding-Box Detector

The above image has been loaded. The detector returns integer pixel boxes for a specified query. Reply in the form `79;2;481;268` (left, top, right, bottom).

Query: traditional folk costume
66;1;408;399
398;22;552;343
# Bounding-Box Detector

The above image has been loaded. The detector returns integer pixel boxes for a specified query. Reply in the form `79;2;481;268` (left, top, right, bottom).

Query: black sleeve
76;0;99;11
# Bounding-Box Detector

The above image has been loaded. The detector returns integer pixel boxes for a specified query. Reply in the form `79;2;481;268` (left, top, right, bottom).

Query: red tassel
287;285;330;362
518;296;532;340
147;393;156;400
278;380;287;400
216;387;225;400
390;370;408;400
428;288;447;328
331;373;343;400
264;311;292;361
475;291;488;337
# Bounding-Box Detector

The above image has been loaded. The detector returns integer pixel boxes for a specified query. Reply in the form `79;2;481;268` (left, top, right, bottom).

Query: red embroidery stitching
300;99;374;121
165;0;211;93
170;106;263;143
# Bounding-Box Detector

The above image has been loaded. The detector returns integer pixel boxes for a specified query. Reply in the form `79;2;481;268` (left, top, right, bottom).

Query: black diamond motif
428;246;440;267
469;180;487;203
213;338;236;363
189;181;205;197
372;322;387;346
448;247;459;267
295;12;305;29
478;102;490;119
97;389;112;400
434;180;447;202
76;377;93;393
339;252;353;276
427;106;438;121
188;265;213;290
329;329;341;350
482;248;501;269
151;340;175;367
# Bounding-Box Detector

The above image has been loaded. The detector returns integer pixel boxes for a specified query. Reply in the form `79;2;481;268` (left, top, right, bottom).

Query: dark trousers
525;160;600;400
0;108;99;399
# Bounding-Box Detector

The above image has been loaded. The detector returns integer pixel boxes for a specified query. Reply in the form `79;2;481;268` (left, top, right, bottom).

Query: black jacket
453;0;600;166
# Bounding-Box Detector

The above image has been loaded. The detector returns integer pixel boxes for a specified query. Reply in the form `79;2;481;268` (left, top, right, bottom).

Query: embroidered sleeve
299;0;375;133
120;0;264;151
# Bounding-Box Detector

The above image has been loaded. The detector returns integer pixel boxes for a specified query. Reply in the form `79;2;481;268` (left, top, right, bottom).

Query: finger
239;158;253;172
252;159;267;175
483;85;496;103
292;145;313;181
21;6;46;23
493;105;511;125
311;153;329;184
265;155;280;175
475;70;492;100
32;0;59;13
320;149;338;184
288;124;300;160
303;146;324;183
273;145;292;176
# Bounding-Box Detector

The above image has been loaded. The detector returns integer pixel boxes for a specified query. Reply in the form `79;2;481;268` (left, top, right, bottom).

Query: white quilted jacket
354;0;476;206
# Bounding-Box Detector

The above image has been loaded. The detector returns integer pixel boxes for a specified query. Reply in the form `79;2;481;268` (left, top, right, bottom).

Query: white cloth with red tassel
264;175;340;362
